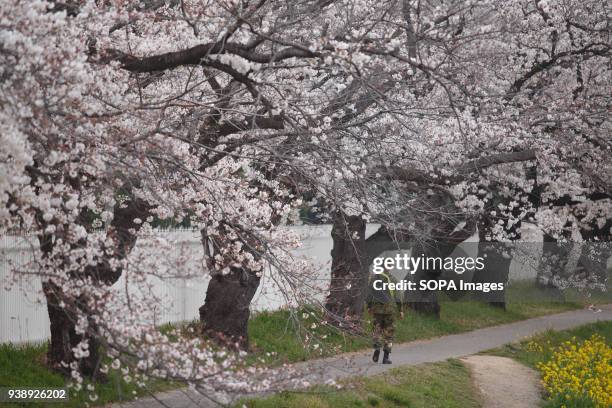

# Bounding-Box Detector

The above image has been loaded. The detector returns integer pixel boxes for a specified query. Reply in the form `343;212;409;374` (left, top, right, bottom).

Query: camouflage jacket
366;272;402;313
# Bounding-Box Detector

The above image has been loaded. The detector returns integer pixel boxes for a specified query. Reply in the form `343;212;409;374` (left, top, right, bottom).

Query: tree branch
110;42;320;73
456;149;536;175
507;43;610;97
378;149;537;186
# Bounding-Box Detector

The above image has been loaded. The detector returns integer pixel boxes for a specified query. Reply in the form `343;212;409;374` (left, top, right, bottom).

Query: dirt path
462;355;542;408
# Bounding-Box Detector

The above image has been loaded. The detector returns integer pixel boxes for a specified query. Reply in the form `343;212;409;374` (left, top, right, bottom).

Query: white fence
1;225;383;344
1;224;545;344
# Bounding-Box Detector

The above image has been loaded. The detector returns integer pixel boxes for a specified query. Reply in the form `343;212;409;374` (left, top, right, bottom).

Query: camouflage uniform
366;271;400;353
369;302;395;352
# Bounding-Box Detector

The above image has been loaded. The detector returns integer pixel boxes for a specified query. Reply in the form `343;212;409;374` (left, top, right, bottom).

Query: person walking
366;268;403;364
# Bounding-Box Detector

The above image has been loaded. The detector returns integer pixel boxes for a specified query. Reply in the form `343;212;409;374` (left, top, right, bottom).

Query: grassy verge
238;359;480;408
0;343;175;408
248;301;581;364
503;280;612;305
484;320;612;368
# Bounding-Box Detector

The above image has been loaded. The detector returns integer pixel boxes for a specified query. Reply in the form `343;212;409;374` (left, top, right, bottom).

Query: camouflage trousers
369;303;395;352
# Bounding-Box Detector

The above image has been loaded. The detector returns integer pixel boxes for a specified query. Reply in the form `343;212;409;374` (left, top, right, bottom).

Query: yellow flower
537;334;611;408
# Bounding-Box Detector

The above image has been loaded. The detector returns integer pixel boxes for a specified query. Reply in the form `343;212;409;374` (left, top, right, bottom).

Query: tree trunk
578;219;611;287
363;226;413;310
199;267;260;349
537;232;566;290
325;211;367;326
43;281;77;375
43;283;103;379
474;220;513;310
475;245;510;310
406;240;444;317
407;189;476;317
41;197;148;379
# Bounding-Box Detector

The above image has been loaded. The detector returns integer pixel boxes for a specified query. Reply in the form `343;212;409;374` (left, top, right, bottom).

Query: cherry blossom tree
1;1;609;399
316;0;610;318
1;0;326;389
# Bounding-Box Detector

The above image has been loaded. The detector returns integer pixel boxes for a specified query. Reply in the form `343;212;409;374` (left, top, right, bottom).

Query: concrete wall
0;225;381;344
1;224;546;344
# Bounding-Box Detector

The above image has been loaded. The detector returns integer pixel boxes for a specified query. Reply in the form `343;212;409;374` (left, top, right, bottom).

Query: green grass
0;343;175;407
503;280;612;305
238;359;480;408
247;300;582;365
484;320;612;369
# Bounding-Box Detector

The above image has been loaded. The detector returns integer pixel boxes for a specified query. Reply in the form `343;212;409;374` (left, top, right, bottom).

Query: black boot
372;348;380;362
382;350;392;364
